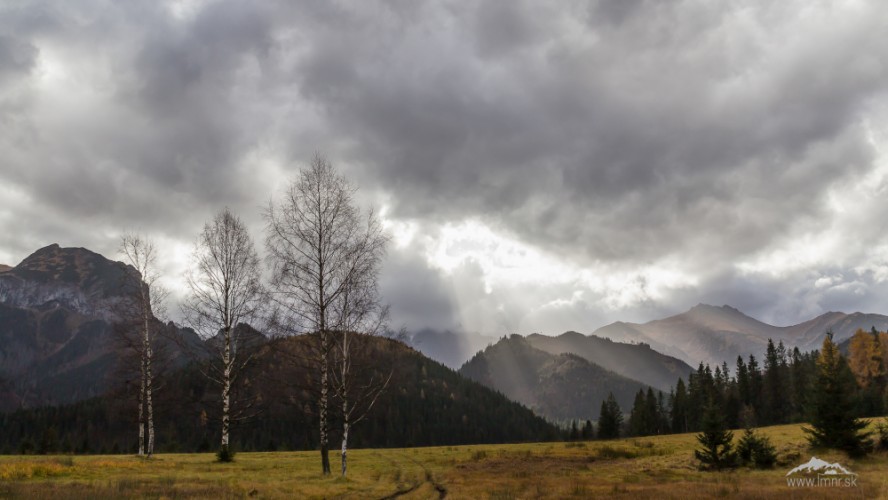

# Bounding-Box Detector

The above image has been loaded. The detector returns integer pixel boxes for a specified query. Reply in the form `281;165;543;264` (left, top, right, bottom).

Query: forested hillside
460;335;649;420
0;336;562;454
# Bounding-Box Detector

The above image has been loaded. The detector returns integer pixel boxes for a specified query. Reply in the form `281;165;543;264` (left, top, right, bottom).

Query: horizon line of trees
558;330;888;451
622;331;886;440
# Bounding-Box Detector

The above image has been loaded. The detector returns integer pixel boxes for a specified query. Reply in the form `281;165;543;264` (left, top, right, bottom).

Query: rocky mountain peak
0;244;139;317
13;244;135;291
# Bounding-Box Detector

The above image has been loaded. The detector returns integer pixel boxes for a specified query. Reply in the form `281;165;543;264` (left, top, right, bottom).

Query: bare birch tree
265;154;389;476
118;233;168;457
183;208;265;461
332;309;392;477
329;212;390;476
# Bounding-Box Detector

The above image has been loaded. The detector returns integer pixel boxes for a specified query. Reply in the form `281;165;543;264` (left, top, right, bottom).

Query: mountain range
523;331;692;392
590;303;888;367
412;304;888;370
0;244;561;450
4;243;888;430
459;335;650;421
457;333;693;421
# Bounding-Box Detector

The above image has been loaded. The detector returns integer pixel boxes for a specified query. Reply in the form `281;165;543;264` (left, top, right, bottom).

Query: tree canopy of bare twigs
182;208;265;461
265;154;389;476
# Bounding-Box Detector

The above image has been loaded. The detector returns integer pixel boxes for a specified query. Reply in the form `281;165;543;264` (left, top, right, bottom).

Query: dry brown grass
0;420;886;498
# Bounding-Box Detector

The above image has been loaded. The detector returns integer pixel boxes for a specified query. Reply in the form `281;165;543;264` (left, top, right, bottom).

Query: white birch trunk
121;234;167;460
181;211;262;463
222;327;231;452
341;329;349;477
138;348;146;456
146;343;155;456
138;388;145;455
143;306;154;457
320;356;329;474
341;402;349;477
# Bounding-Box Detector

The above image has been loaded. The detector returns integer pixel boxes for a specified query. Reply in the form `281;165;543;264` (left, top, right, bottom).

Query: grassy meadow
1;421;886;499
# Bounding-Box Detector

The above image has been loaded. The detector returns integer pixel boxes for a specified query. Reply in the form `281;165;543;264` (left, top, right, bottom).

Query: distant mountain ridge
459;335;650;421
410;305;887;374
592;303;888;367
524;331;693;392
407;328;495;369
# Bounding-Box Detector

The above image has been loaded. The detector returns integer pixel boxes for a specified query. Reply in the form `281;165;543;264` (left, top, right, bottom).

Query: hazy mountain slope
525;331;694;391
781;312;888;352
408;328;495;369
0;244;197;410
459;335;648;421
592;304;888;367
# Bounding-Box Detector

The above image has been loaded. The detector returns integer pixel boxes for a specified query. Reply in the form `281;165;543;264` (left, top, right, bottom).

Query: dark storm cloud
380;247;458;332
290;1;887;268
0;0;887;330
0;35;37;83
0;0;282;247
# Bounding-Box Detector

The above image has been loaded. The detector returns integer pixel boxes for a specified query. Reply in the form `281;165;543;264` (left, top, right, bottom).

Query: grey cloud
380;247;458;331
283;0;888;272
587;0;650;27
676;267;888;329
0;35;37;83
0;0;281;244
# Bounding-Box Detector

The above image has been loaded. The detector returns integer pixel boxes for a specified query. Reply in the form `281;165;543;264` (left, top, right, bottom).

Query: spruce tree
597;392;623;439
628;389;646;436
670;378;688;433
657;391;670;435
694;398;736;470
747;354;763;415
581;420;594;440
803;331;872;457
751;434;777;469
789;347;808;421
736;427;776;469
736;427;755;464
763;339;787;424
645;388;659;435
736;356;750;406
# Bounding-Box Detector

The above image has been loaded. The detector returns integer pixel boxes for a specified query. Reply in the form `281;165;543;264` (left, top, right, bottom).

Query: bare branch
182;208;266;457
264;154;390;476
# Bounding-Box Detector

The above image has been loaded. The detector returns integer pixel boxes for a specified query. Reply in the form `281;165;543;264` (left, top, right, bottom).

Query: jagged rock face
0;244;137;321
0;245;142;410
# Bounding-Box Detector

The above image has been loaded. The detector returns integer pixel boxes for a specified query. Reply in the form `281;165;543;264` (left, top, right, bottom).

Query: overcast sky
1;0;887;336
